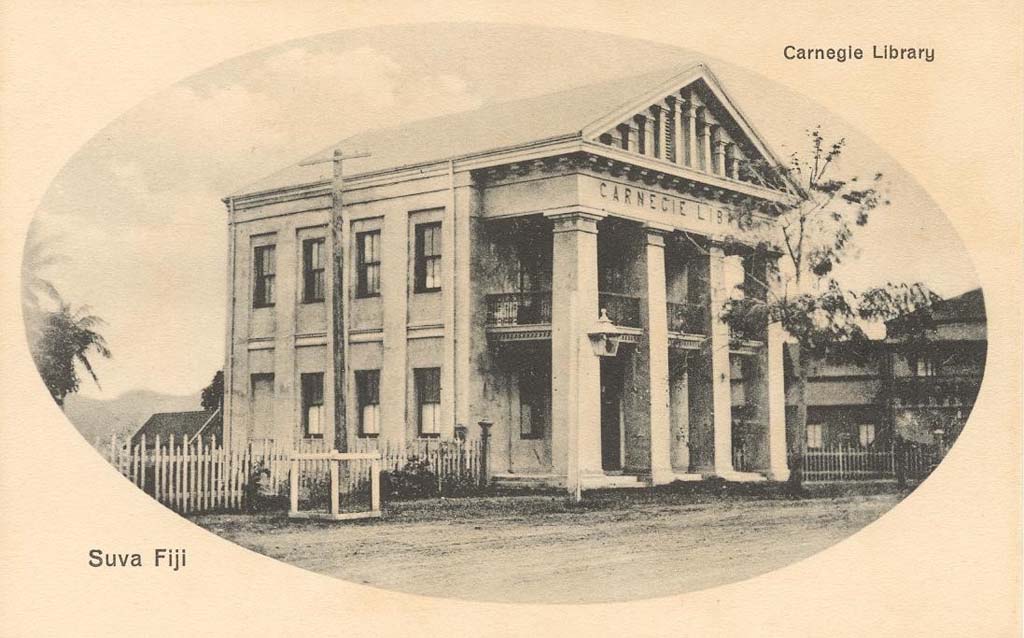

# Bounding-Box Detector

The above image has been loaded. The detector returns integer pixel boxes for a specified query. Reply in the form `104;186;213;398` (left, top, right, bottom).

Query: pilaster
672;98;685;166
701;119;713;173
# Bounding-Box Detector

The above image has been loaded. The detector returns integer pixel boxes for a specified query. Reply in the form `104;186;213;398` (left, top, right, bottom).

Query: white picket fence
100;433;483;514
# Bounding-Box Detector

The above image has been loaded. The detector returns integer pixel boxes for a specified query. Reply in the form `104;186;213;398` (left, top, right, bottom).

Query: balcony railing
667;301;708;334
599;291;641;328
485;291;552;326
892;375;982;407
486;291;642;328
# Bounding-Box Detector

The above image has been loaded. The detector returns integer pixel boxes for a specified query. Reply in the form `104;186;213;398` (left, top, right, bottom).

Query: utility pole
300;148;370;451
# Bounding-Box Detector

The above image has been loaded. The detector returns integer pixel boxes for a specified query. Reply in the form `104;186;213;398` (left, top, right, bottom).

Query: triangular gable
582;65;796;192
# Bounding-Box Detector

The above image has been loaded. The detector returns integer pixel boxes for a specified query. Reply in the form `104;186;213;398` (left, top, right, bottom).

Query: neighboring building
222;60;803;492
887;288;986;446
131;409;222;449
785;288;986;452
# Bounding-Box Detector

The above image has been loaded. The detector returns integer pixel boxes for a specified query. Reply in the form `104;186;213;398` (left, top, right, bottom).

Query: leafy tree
31;301;112;409
201;370;225;412
721;126;937;487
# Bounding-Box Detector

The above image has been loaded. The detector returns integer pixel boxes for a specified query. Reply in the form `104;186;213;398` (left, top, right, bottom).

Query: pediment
584;67;791;192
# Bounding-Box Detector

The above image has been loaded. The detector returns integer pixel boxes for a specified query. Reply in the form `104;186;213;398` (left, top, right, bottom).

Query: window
302;238;325;303
519;365;550;439
250;374;275;441
253;245;276;308
356;231;381;298
859;424;876;448
301;373;324;439
914;355;938;377
356;370;381;437
415;367;441;437
806;423;823;449
414;222;442;292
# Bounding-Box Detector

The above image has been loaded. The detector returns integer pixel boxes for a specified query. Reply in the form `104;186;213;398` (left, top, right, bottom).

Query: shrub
382;456;438;500
244;462;285;512
380;455;486;500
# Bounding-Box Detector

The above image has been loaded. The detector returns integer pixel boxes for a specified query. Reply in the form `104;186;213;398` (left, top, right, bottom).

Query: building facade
784;288;986;452
222;62;798;492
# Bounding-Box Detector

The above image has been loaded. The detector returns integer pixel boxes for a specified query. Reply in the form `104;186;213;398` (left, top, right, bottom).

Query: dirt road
194;488;902;604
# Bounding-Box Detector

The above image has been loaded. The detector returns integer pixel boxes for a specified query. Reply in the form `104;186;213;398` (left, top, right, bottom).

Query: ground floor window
519;365;550;439
859;423;876;447
806;423;823;449
356;370;380;437
250;373;275;441
415;367;441;437
301;373;324;439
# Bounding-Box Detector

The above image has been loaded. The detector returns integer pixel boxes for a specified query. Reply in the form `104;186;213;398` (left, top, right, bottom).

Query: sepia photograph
2;3;1020;634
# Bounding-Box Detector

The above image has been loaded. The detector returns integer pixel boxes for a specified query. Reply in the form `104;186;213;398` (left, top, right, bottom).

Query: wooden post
140;434;147;491
289;458;299;515
371;458;381;514
154;434;161;501
478;420;492;488
329;459;340;516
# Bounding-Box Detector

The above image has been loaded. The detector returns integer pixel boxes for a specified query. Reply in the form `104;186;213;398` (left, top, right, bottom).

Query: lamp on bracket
588;309;628;357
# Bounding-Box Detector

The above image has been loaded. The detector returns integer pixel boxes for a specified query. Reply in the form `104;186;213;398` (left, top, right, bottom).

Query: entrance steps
492;470;770;491
491;474;566;491
580;473;649;489
491;472;650;491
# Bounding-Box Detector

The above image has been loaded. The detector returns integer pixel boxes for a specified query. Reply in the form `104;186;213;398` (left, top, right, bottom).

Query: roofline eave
225;132;584;206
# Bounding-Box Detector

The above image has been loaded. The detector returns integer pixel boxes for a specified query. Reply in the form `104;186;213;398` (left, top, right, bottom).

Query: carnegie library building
221;61;808;492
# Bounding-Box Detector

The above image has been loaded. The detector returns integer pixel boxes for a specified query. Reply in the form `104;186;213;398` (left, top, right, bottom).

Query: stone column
742;254;790;481
644;225;674;484
765;257;790;480
707;244;735;475
669;354;690;470
764;321;790;480
547;211;605;494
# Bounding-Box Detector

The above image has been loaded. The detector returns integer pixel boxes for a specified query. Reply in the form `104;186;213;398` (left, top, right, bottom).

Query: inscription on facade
589;179;738;234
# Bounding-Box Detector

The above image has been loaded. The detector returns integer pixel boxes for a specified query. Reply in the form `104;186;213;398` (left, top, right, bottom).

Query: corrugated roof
933;287;985;321
232;61;704;198
132;410;221;444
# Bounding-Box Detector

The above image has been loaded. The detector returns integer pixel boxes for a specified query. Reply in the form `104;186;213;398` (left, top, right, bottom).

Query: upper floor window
806;423;823;450
253;245;276;308
356;370;380;437
301;372;324;439
302;238;325;303
415;367;441;437
913;355;939;377
414;222;442;293
357;230;381;298
858;424;876;448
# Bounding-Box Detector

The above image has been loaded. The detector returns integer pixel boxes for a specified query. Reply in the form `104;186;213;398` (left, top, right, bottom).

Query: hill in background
63;389;201;448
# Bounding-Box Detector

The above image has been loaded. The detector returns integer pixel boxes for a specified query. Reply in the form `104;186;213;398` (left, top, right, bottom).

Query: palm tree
31;301;112;409
21;230;62;348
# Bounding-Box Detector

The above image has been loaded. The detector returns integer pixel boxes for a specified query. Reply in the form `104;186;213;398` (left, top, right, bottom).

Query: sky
25;23;980;400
